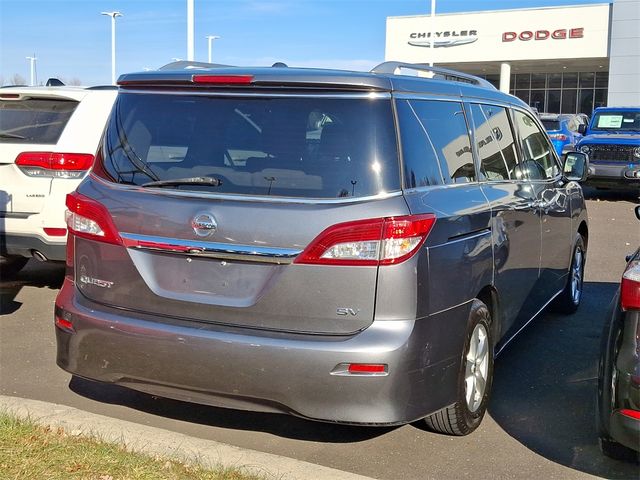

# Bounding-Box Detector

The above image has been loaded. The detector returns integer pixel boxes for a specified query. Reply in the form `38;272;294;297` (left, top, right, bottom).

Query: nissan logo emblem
191;213;217;237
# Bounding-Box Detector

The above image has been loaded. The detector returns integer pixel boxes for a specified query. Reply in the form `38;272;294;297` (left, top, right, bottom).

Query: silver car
55;62;589;435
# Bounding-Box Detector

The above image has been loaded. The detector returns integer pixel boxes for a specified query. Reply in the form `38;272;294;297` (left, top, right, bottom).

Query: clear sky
0;0;607;86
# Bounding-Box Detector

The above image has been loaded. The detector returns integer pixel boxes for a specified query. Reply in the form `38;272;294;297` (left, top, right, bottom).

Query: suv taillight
294;214;436;266
548;134;568;141
65;192;122;245
621;259;640;311
16;152;94;178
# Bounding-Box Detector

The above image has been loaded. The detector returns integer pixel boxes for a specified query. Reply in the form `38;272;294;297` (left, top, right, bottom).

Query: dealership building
385;0;639;114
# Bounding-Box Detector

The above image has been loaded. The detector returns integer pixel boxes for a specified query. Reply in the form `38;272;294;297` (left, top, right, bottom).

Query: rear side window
397;99;475;185
396;100;444;188
470;104;519;181
99;93;400;199
513;110;559;180
0;98;78;144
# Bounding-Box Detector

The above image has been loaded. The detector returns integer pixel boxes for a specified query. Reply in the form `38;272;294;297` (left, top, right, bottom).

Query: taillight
15;152;94;178
621;260;640;310
65;192;122;245
192;74;254;84
549;134;568;141
294;214;436;266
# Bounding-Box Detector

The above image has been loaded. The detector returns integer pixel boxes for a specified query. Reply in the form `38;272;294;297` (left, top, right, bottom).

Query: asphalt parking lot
1;187;638;480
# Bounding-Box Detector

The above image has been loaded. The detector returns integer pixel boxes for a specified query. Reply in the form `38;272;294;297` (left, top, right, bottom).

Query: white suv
0;84;117;277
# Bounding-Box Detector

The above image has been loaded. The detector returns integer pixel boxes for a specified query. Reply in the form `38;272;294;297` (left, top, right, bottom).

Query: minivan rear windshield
0;97;78;144
98;92;400;199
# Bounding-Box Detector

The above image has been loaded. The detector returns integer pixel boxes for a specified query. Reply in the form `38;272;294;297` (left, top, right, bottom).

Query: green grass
0;412;264;480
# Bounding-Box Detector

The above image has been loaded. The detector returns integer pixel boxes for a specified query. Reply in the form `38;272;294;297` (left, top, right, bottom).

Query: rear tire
0;256;28;280
553;234;585;314
424;299;494;436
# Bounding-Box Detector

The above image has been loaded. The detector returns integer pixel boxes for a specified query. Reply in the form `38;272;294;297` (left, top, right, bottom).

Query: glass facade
506;72;608;115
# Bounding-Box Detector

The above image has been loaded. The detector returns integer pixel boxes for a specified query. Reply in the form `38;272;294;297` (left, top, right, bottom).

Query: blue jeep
576;107;640;190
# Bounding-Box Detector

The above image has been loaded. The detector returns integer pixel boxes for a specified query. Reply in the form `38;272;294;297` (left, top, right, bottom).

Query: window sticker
597;115;623;128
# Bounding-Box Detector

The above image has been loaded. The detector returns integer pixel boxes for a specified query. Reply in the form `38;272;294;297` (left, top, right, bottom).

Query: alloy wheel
464;323;489;413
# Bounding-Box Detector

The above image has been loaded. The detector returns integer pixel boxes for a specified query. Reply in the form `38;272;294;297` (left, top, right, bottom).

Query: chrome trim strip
118;89;391;99
90;174;403;205
446;229;491;244
120;232;302;264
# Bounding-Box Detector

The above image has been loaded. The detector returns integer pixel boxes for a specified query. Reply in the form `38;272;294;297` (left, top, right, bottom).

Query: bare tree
10;74;27;85
0;76;4;86
68;77;82;86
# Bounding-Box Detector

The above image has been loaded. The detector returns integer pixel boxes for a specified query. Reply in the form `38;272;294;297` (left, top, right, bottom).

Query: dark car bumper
606;307;640;452
609;407;640;452
586;163;640;189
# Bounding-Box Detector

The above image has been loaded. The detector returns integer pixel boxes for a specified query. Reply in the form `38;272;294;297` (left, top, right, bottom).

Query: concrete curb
0;395;374;480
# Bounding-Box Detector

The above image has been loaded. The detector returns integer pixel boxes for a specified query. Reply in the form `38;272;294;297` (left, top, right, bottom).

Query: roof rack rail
370;62;496;90
158;60;234;71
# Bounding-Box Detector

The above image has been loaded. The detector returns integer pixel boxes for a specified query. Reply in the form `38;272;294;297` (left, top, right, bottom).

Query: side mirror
563;151;589;182
577;124;587;135
635;205;640;221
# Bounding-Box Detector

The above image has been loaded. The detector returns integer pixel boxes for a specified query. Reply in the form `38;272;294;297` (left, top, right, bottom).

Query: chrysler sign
502;28;584;42
409;29;478;48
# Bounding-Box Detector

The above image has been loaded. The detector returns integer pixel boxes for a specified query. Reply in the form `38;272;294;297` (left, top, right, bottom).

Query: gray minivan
55;62;589;435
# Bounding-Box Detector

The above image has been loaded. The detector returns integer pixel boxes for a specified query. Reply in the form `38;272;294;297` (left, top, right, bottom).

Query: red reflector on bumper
348;363;387;374
620;409;640;421
44;228;67;237
55;315;74;332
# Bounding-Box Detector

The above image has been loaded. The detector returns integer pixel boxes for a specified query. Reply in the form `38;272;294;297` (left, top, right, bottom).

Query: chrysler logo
409;30;478;48
192;212;217;237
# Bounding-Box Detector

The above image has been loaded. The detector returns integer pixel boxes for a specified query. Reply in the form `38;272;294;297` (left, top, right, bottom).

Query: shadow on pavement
0;259;64;315
69;375;393;443
489;281;638;479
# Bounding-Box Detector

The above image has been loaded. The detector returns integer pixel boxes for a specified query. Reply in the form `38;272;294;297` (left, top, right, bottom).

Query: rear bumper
1;233;66;261
609;408;640;452
55;277;465;425
586;163;640;189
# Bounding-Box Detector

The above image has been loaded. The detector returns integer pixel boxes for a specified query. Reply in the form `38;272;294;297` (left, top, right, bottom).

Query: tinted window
591;110;640;132
513;110;559;180
470;104;519;181
100;93;400;199
541;120;560;131
400;100;475;184
396;100;444;188
0;98;78;144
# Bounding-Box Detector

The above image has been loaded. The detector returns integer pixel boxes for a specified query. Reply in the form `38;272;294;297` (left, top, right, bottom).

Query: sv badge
336;308;360;316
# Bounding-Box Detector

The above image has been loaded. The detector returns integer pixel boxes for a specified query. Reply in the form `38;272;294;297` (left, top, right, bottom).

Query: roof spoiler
371;62;496;90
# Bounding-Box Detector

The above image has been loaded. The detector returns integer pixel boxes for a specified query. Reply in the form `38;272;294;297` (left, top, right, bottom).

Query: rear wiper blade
0;133;26;139
141;176;222;188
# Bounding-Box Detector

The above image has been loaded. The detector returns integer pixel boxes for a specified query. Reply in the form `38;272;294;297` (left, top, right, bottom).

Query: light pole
101;11;123;84
26;55;37;86
206;35;220;63
187;0;194;61
429;0;436;67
